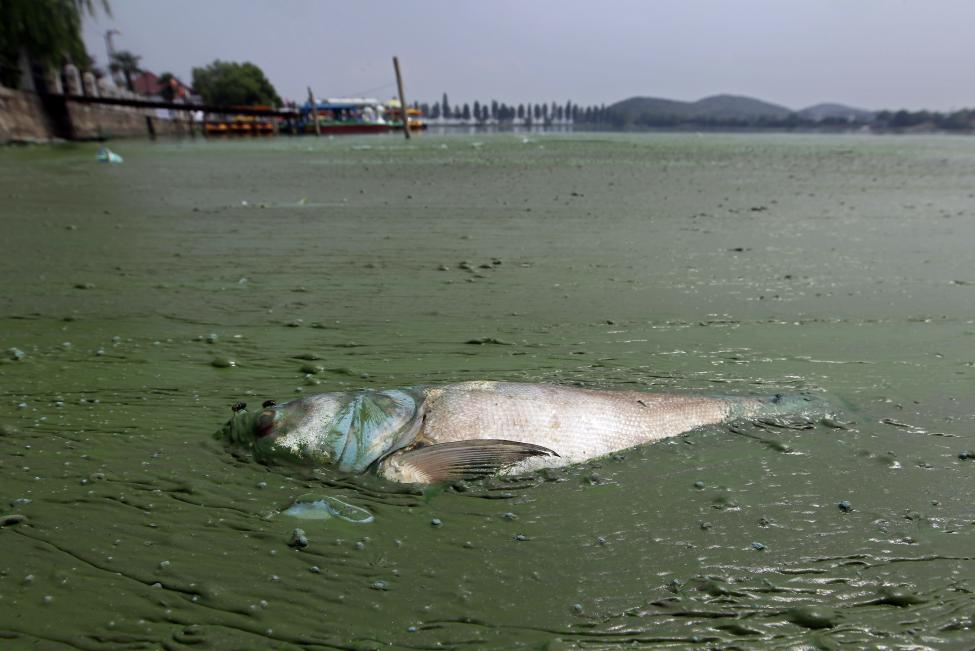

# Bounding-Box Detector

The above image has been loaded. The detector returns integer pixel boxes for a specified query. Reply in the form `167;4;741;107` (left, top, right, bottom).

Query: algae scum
1;133;974;649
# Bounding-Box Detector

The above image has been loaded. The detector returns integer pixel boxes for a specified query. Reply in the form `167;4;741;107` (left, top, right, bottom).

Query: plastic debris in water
282;494;374;524
95;147;123;164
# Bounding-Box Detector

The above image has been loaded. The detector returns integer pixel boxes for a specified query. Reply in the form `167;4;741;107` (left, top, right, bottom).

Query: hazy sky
83;0;975;111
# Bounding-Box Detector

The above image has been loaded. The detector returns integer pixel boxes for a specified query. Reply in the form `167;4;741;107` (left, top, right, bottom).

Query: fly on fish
216;381;831;484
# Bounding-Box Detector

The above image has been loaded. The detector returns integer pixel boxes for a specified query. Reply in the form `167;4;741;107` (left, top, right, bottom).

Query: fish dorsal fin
377;439;559;483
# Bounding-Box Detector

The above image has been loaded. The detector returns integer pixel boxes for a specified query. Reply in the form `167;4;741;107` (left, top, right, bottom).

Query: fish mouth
216;409;256;446
215;403;284;448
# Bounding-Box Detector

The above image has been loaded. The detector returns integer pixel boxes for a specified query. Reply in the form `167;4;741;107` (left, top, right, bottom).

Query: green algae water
1;133;974;649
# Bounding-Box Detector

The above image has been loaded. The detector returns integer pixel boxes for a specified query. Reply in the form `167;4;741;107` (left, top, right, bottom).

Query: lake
2;132;974;649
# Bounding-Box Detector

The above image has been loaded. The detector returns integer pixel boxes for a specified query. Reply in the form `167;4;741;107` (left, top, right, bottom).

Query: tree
441;92;451;118
109;49;140;91
191;59;281;106
473;100;481;122
461;103;471;121
0;0;108;89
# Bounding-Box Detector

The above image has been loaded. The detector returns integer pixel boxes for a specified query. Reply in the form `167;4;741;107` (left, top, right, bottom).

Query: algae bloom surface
1;133;974;649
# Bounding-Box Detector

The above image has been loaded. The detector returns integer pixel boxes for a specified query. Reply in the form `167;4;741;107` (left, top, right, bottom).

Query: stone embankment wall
65;99;188;140
0;86;52;142
1;84;187;143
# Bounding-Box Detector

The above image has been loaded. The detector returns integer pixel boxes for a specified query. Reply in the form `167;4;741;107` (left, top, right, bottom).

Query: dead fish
216;381;828;484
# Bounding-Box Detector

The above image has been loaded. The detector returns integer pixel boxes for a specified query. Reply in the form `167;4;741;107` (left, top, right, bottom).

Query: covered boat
299;98;391;134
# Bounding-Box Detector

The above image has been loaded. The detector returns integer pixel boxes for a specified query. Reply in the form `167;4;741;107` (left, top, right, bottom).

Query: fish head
216;393;351;465
215;389;422;472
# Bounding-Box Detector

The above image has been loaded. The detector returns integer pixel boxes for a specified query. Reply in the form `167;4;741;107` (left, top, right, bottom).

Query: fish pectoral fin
378;439;558;483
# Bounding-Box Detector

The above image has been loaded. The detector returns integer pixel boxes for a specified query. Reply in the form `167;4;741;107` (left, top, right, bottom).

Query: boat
298;98;391;134
203;106;276;136
385;99;427;131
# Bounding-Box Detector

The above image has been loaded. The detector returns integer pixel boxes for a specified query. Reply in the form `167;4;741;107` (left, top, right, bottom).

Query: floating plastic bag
282;494;374;524
96;147;123;164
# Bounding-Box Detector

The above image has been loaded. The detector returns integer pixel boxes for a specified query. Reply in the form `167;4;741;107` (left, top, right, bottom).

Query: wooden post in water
393;56;410;140
307;86;320;136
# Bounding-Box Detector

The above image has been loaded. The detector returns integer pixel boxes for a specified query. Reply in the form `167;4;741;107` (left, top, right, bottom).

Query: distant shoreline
424;123;974;136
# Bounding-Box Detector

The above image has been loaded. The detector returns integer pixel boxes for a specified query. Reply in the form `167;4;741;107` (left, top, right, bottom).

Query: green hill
606;94;794;125
797;103;874;122
690;95;792;120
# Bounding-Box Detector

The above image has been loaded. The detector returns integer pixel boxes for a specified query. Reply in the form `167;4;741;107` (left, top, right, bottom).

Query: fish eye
256;410;276;438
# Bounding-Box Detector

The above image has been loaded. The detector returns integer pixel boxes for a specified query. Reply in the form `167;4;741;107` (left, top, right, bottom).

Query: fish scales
419;381;733;467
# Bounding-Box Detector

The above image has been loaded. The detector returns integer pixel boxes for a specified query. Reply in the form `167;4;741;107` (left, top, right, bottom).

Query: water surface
1;133;974;649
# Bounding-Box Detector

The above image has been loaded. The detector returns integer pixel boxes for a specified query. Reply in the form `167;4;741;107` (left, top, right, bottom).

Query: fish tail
725;393;832;420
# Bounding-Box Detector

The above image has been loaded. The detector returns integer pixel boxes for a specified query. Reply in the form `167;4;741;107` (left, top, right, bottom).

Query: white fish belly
418;381;732;470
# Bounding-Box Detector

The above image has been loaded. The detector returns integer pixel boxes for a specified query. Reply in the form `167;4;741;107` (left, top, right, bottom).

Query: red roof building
132;71;192;99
